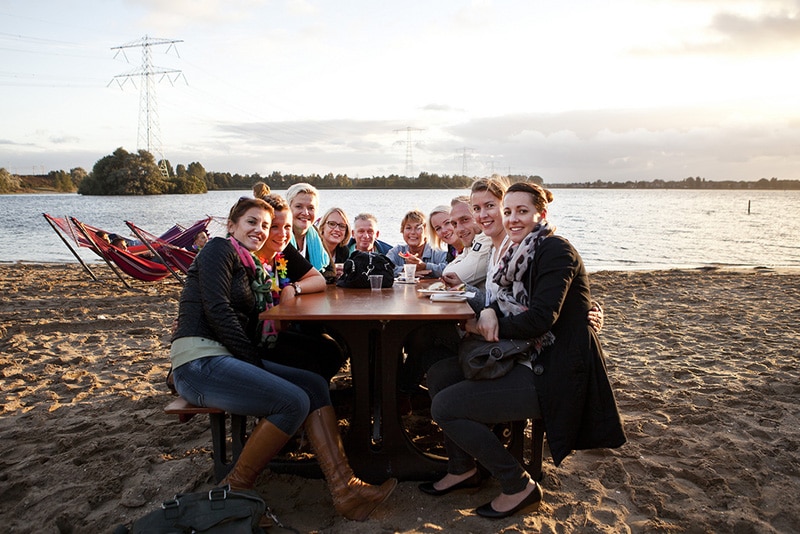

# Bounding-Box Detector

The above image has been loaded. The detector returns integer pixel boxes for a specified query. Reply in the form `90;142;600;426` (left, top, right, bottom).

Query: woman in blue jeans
170;196;395;521
420;182;625;519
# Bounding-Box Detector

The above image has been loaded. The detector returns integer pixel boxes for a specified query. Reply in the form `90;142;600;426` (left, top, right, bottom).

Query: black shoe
418;470;482;496
475;482;542;519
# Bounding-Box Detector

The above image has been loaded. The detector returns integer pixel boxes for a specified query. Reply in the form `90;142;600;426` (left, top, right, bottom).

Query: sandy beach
1;263;798;533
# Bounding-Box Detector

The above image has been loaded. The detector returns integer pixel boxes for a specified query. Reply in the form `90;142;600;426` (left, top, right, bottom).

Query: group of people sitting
168;177;625;522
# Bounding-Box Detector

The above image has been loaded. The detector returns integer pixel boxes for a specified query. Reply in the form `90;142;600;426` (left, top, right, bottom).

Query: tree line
1;147;798;194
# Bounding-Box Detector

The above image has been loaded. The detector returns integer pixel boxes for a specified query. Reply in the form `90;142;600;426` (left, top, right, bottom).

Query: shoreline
2;264;799;532
4;259;800;273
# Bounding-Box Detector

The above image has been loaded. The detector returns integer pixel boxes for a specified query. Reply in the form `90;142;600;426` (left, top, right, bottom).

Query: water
2;189;799;271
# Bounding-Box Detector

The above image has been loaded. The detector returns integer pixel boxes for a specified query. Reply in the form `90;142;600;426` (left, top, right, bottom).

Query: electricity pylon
458;147;474;177
109;36;185;178
394;127;425;178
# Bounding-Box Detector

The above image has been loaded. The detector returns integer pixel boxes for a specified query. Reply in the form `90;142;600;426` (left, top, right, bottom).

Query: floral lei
266;252;291;305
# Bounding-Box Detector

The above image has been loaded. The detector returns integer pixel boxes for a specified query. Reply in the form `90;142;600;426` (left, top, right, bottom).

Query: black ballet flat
475;482;543;519
418;470;482;496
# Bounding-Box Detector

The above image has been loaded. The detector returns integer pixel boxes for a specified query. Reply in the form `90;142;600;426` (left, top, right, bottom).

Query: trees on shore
3;148;799;194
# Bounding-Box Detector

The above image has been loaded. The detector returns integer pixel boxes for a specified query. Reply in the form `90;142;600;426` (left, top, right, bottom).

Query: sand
1;263;798;533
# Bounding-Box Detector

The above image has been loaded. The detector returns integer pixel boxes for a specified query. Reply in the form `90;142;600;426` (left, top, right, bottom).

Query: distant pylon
394;127;425;178
458;147;474;177
109;36;185;178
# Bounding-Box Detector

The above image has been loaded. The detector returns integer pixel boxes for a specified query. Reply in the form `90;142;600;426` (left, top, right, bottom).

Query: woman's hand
441;272;464;288
400;251;424;267
281;284;298;299
588;302;604;333
476;308;500;342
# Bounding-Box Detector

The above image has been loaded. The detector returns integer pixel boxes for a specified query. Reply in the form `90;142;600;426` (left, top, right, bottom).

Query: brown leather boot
305;406;397;521
222;418;291;490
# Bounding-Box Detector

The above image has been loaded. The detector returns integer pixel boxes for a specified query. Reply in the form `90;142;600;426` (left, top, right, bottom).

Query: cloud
421;103;463;113
635;3;800;56
707;9;800;53
48;134;80;145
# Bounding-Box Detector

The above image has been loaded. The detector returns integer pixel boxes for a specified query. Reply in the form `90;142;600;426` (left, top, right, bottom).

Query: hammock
43;214;214;286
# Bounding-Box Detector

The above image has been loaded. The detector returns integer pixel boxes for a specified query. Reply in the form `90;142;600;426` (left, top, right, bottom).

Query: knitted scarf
492;221;556;355
291;225;330;272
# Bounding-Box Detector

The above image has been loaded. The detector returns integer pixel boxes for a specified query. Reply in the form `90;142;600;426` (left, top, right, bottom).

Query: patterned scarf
228;237;272;313
492;221;556;355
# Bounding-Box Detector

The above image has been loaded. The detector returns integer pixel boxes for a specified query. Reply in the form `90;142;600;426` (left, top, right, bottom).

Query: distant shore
1;264;798;532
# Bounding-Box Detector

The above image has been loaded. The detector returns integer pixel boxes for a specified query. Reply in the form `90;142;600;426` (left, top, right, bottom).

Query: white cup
369;274;383;290
403;264;417;281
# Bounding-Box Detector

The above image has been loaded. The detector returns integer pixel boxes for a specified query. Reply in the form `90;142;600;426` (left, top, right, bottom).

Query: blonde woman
386;209;448;278
318;207;352;282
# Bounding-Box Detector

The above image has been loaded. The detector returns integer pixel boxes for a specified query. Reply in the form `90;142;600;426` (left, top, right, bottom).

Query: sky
1;0;799;183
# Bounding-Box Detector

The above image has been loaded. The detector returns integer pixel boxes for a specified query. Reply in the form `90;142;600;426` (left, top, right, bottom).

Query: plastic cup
403;264;417;281
369;274;383;290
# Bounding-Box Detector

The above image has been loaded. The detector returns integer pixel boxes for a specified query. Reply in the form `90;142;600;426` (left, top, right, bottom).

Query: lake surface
2;188;799;271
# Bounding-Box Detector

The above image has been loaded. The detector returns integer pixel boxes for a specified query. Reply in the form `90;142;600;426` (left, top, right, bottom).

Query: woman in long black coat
420;181;626;519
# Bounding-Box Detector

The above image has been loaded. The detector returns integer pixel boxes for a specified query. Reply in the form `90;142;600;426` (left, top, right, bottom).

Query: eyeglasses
325;221;348;231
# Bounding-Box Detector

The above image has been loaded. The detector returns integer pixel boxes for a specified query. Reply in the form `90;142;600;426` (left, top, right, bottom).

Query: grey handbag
458;335;534;380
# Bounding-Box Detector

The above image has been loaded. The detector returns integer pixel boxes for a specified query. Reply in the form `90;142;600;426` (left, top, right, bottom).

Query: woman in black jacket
171;197;395;521
420;182;625;519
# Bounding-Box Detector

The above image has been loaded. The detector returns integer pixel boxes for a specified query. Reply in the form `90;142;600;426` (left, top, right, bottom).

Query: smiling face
430;211;458;247
353;217;378;252
402;220;425;249
261;208;293;258
502;191;546;244
227;207;270;252
471;189;504;241
289;192;317;237
320;209;349;249
449;201;480;247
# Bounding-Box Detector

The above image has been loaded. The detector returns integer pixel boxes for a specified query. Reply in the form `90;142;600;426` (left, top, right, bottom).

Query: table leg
328;319;448;483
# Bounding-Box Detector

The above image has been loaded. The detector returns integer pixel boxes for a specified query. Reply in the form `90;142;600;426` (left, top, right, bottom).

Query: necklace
265;252;291;304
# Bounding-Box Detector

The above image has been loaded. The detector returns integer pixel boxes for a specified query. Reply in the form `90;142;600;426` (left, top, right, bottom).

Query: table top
261;281;475;322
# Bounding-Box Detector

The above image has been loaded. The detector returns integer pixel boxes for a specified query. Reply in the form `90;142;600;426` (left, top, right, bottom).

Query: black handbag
458;335;534;380
336;251;395;289
120;486;267;534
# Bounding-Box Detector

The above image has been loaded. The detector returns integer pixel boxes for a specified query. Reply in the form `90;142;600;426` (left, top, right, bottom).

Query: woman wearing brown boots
170;197;396;521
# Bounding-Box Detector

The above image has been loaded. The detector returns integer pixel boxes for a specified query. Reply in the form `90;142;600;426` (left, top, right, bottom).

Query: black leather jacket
172;237;261;365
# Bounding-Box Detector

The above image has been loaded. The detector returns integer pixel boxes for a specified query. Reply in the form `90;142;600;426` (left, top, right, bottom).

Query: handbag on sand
116;486;268;534
458;335;534;380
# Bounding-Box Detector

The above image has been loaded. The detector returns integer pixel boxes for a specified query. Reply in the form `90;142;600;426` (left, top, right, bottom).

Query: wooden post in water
748;200;751;214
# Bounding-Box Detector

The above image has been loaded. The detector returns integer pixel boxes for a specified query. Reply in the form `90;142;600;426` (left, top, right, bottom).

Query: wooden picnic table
261;280;474;483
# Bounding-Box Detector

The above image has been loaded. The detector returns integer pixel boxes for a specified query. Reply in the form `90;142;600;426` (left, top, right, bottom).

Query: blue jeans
427;356;542;494
173;355;331;436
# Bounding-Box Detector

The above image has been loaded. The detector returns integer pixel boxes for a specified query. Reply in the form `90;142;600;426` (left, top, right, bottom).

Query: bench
493;418;545;481
164;397;325;482
507;418;545;481
165;396;544;483
164;397;247;483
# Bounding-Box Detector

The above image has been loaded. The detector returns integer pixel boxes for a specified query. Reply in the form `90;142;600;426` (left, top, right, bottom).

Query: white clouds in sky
1;0;798;181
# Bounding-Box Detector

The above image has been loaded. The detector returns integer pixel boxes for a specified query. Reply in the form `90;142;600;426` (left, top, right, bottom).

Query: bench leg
508;419;544;482
209;412;230;483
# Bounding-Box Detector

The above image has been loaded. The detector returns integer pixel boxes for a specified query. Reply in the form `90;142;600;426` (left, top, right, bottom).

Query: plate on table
417;288;468;296
430;293;469;302
396;276;420;284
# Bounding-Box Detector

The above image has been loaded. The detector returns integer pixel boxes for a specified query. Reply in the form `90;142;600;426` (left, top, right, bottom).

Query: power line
109;36;186;177
456;147;474;177
394;127;424;178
